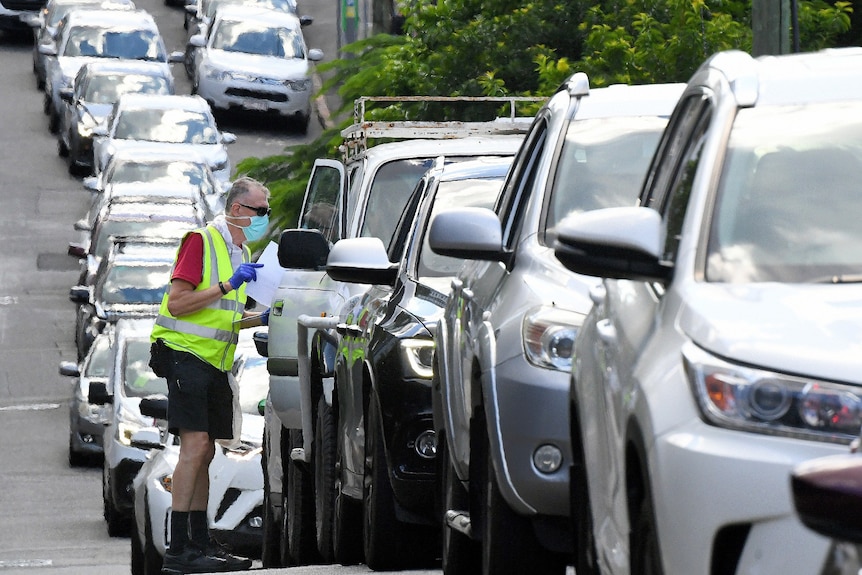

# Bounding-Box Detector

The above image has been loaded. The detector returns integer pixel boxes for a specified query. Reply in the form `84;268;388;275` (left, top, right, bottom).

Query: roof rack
340;95;545;161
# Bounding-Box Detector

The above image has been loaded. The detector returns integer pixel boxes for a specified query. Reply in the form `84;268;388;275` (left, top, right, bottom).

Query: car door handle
596;318;616;345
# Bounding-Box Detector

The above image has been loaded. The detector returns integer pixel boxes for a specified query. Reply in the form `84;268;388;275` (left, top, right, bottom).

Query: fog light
82;434;94;444
533;445;562;474
412;430;437;459
248;516;263;529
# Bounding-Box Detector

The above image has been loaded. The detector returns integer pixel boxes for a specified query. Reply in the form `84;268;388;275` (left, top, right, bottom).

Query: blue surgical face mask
240;214;269;242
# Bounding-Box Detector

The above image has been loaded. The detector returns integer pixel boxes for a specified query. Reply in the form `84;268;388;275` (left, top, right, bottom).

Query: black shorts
166;348;233;439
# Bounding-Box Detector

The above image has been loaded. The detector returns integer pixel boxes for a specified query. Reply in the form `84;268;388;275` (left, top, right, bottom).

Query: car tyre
282;428;319;565
58;136;69;158
314;396;335;562
68;435;87;467
142;497;163;575
441;437;479;575
130;511;145;575
570;399;600;575
260;433;283;567
631;489;664;575
48;107;60;134
481;446;566;575
332;406;363;566
363;396;435;570
103;462;130;537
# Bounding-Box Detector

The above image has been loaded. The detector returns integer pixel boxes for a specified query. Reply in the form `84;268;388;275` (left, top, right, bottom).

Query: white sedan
188;6;322;133
92;93;236;183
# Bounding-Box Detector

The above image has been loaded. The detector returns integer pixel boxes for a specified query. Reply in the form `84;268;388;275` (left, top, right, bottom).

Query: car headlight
684;342;862;444
522;306;581;371
284;78;311;91
402;339;434;379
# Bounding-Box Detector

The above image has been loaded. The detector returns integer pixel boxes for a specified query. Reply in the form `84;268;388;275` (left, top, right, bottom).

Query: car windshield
107;160;215;193
94;219;195;257
84;73;170;103
417;175;506;279
707;100;862;284
64;26;165;61
211;21;303;58
546;115;668;232
123;338;168;397
360;158;436;249
99;263;170;305
113;108;217;143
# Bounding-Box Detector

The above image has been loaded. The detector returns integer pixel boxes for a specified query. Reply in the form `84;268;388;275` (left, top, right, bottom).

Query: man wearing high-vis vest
151;177;270;574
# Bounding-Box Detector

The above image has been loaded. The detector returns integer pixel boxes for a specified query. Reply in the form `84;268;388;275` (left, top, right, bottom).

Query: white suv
555;48;862;575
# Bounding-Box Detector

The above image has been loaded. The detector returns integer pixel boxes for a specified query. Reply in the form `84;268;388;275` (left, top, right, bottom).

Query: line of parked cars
26;0;319;571
250;46;862;575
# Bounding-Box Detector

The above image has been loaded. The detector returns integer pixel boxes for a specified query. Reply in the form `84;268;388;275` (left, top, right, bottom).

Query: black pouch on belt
149;338;171;378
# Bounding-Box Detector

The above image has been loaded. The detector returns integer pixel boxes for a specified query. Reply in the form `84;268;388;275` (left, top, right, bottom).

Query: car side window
641;92;712;263
495;113;549;250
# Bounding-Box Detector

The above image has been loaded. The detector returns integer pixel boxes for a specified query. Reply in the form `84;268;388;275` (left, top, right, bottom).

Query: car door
584;90;714;562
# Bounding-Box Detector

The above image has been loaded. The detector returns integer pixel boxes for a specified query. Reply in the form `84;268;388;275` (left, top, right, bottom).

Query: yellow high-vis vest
151;225;250;372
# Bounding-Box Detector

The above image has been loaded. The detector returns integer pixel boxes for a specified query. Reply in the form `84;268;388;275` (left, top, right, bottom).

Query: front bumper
652;417;841;574
197;76;311;118
489;353;571;517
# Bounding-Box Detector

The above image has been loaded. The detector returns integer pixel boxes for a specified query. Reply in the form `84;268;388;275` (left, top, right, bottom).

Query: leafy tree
237;0;853;236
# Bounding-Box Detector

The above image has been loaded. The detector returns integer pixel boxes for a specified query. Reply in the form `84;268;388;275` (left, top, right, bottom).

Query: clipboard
233;313;266;329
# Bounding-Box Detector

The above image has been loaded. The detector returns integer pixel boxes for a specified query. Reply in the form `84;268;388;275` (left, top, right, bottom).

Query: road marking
0;559;53;568
0;403;61;412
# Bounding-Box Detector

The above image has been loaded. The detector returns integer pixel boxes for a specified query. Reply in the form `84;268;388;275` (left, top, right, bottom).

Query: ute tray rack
340;95;545;161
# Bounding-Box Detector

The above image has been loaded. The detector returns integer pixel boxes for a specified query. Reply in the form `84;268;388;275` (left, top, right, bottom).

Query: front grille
225;88;288;103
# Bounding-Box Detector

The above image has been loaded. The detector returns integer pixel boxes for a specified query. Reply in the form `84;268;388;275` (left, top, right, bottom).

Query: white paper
244;241;281;307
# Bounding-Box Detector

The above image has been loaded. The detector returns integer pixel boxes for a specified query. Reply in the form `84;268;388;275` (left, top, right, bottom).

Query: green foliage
243;0;854;241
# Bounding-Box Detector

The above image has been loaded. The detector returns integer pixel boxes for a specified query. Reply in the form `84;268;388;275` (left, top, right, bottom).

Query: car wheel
43;92;50;115
292;113;309;135
103;463;130;537
441;437;479;575
570;398;600;575
68;435;87;467
48;107;60;134
58;136;69;158
281;428;319;565
142;497;163;575
314;396;335;562
481;446;567;575
130;511;145;575
260;434;283;567
332;406;363;565
631;489;664;575
363;396;435;570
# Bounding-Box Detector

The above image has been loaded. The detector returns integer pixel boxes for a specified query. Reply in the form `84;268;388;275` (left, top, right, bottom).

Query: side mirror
130;427;164;451
188;34;205;48
68;243;87;258
277;228;329;269
38;43;58;56
792;453;862;543
429;207;505;261
91;125;108;138
58;360;80;377
69;285;91;304
253;330;269;358
82;176;100;192
299;15;313;26
168;50;185;63
325;237;398;286
307;48;324;62
88;380;112;405
221;132;237;145
73;219;92;232
139;395;169;420
59;87;73;103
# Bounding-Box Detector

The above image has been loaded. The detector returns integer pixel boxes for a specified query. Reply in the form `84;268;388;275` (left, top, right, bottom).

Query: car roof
104;147;210;165
62;7;158;28
101;200;204;220
358;135;526;166
573;81;687;119
115;93;211;112
436;155;514;182
114;317;156;339
213;4;301;27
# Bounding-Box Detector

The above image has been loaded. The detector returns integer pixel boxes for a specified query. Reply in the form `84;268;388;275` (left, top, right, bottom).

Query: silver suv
428;75;684;575
555;48;862;575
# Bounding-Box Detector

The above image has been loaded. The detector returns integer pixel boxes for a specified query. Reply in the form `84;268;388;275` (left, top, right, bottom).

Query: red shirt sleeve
171;233;204;287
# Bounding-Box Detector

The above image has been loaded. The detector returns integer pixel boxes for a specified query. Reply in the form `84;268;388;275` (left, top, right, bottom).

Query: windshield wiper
810;274;862;284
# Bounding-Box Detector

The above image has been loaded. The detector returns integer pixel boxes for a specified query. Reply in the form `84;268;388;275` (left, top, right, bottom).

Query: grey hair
224;176;269;212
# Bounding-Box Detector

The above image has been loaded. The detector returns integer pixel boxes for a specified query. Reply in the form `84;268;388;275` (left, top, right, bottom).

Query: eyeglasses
237;202;271;217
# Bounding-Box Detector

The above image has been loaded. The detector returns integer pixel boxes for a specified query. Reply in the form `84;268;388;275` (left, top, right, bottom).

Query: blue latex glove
260;309;270;326
228;263;264;290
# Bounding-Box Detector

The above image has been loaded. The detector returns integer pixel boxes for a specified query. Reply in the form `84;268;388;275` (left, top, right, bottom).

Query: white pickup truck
252;95;540;567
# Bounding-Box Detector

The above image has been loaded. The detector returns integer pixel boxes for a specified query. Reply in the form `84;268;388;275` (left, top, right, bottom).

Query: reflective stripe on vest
151;225;250;371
